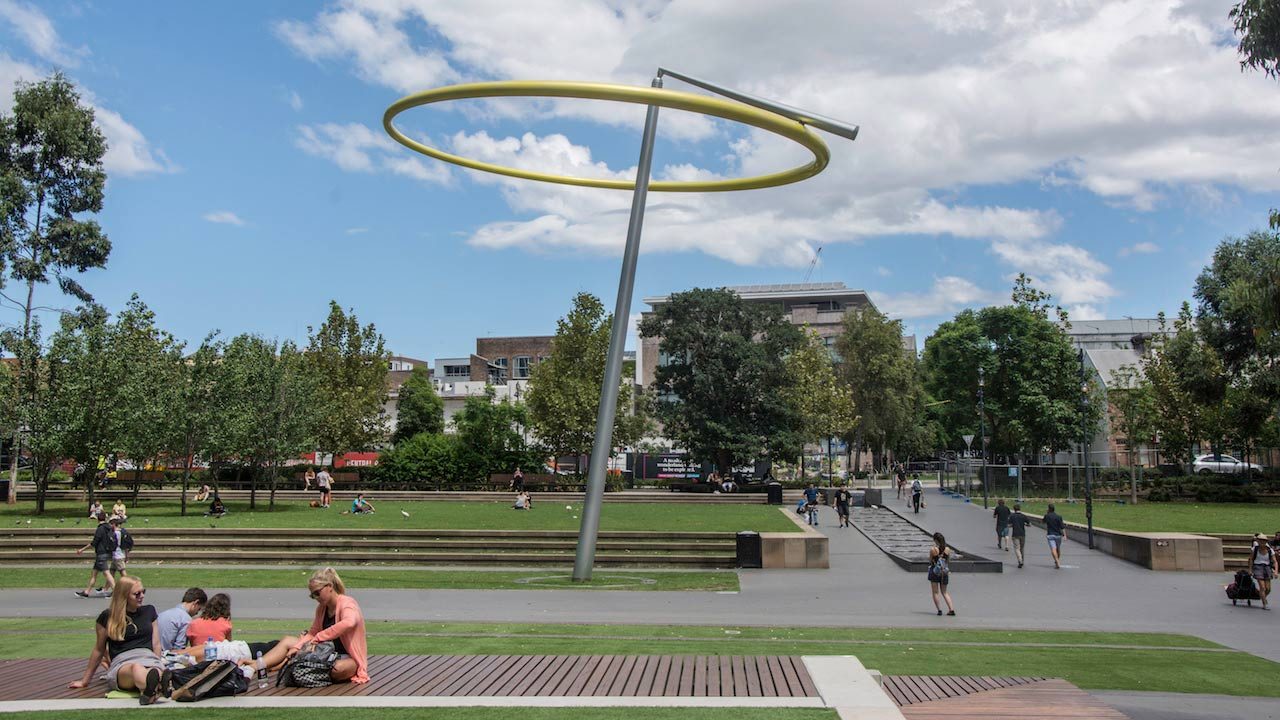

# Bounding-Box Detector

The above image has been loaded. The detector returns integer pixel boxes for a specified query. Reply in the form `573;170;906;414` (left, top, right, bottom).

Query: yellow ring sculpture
383;80;830;192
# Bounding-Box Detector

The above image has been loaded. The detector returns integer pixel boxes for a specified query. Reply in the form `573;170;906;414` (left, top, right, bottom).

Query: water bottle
206;637;216;661
256;651;268;689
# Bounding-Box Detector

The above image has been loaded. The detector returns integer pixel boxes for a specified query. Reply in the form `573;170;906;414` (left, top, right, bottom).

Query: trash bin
765;482;783;505
736;531;762;568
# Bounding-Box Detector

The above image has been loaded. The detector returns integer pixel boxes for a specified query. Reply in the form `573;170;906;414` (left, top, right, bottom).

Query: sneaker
139;667;161;705
159;669;173;698
74;590;89;598
1017;562;1023;568
947;610;956;616
936;610;942;616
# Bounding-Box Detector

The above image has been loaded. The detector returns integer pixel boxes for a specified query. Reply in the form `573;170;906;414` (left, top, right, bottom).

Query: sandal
139;668;161;705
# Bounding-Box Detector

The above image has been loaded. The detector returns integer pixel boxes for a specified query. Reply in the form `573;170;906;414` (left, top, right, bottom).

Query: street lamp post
978;366;988;509
1078;349;1095;549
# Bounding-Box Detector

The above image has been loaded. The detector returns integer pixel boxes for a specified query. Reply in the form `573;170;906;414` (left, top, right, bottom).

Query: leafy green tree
111;296;184;507
7;318;65;513
638;288;804;473
256;341;315;509
0;73;111;503
453;387;541;481
376;432;463;488
834;306;917;470
306;302;389;462
1107;364;1156;503
1195;230;1280;371
44;305;119;504
1143;307;1227;468
920;310;991;451
1230;1;1280;228
173;335;223;516
526;292;648;473
392;366;444;443
786;329;859;479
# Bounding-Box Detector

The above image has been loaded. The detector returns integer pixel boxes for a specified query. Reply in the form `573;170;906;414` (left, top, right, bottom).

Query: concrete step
0;549;734;567
0;538;733;552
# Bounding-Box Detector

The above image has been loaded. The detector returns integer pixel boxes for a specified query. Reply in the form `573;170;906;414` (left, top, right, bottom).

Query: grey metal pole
572;75;663;582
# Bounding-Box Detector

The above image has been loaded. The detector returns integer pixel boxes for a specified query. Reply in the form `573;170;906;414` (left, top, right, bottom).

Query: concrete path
1090;691;1280;720
3;488;1275;665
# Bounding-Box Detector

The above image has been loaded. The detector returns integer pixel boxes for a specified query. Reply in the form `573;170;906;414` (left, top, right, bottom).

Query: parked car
1192;454;1265;477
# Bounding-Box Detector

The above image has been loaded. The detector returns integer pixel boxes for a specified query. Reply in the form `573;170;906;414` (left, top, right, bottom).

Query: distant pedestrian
896;465;907;499
834;486;852;528
107;516;133;581
1044;503;1067;569
74;513;117;598
303;468;316;491
993;499;1012;551
910;477;923;514
156;587;207;651
316;467;333;508
511;467;525;492
928;532;955;616
1251;534;1276;610
1010;504;1029;568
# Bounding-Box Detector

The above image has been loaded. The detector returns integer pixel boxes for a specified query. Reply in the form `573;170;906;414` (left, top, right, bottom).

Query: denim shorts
998;525;1011;537
1046;534;1062;550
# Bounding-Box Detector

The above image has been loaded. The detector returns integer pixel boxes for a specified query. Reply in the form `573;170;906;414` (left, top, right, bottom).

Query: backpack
277;641;337;688
927;552;950;582
1226;569;1259;604
170;660;248;702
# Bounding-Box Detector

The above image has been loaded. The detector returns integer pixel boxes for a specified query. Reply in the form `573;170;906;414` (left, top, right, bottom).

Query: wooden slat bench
885;676;1130;719
0;655;818;701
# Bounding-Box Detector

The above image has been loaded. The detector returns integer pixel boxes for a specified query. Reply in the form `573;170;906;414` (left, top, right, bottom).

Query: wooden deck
885;676;1130;719
0;655;818;701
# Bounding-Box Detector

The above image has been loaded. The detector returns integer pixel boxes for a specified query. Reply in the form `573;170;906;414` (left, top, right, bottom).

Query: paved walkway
2;489;1275;665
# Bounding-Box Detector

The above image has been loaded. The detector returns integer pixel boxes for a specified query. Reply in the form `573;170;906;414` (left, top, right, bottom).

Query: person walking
1009;503;1030;568
155;587;207;651
1251;534;1276;610
1043;503;1067;569
803;484;820;526
993;498;1012;551
928;532;955;616
67;575;169;705
834;486;852;528
316;467;333;508
910;476;924;514
75;513;117;598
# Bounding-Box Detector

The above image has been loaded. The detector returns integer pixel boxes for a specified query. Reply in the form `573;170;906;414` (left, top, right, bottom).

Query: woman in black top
834;486;852;528
69;575;169;705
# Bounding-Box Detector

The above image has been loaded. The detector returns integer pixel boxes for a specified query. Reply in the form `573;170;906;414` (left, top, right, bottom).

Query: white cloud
989;237;1116;306
1119;241;1160;257
0;0;81;66
93;106;176;176
345;227;369;235
295;122;452;184
203;211;245;226
876;266;892;277
872;276;999;319
288;90;303;111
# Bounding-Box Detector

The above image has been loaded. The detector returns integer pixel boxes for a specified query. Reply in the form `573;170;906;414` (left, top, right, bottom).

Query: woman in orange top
186;593;232;647
254;567;368;683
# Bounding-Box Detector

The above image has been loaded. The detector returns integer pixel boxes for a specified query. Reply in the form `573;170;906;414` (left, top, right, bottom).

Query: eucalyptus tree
258;341;315;508
173;335;223;515
44;305;119;504
835;305;917;470
0;73;112;503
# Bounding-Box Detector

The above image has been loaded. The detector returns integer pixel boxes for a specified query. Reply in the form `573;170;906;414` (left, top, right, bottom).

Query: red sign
302;452;380;468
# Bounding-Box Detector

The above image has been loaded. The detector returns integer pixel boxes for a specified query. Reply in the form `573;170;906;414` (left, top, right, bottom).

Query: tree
0;73;112;503
392;366;444;443
526;292;648;472
44;304;119;504
256;341;315;509
786;329;859;479
638;288;804;473
306;301;389;461
1107;364;1156;503
1195;230;1280;371
453;388;541;481
173;335;223;516
1143;307;1226;468
921;310;992;452
7;317;65;513
1230;0;1280;228
834;305;917;470
111;296;183;507
376;432;464;488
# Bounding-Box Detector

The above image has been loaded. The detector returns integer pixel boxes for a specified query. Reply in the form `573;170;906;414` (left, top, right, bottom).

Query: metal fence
941;463;1101;499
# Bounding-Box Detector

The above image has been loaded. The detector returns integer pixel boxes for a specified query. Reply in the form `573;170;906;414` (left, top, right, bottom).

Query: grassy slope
0;567;739;592
1009;500;1278;535
5;619;1273;697
0;500;798;533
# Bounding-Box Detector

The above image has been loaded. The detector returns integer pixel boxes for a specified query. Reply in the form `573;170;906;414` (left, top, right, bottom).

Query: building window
514;355;532;379
493;357;509;382
443;364;469;378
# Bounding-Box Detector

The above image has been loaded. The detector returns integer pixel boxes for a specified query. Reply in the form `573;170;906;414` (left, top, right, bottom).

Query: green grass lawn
5;618;1274;698
0;567;738;592
1009;500;1279;535
0;500;798;533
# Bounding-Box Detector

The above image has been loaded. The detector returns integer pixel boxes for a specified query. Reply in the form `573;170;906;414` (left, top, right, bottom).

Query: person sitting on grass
177;592;279;665
205;495;226;518
193;484;211;503
250;568;369;684
88;500;104;520
111;500;128;522
512;491;531;510
351;494;376;515
68;575;170;706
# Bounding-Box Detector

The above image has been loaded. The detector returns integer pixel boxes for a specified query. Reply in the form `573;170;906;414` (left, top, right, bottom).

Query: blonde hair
310;567;346;595
107;576;142;642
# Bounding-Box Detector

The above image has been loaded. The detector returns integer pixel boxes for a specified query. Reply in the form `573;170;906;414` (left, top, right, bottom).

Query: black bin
765;482;783;505
736;531;762;568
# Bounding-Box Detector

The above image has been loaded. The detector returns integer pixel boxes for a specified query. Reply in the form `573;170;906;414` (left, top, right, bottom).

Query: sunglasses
308;585;329;600
131;590;146;599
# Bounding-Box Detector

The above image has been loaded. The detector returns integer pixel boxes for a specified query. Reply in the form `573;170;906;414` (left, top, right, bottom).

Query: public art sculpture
385;70;858;580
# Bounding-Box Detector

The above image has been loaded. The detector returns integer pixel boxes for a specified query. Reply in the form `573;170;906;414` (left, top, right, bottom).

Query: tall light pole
978;366;988;509
1078;349;1095;549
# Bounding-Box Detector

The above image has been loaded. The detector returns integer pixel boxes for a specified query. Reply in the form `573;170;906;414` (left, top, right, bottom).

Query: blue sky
2;0;1278;362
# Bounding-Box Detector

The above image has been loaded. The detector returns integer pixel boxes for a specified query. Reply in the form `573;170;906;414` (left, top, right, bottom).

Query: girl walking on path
68;575;169;705
928;532;955;617
1251;535;1277;609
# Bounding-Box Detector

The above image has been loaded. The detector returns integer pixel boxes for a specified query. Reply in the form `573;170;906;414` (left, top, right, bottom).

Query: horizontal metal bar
658;67;859;141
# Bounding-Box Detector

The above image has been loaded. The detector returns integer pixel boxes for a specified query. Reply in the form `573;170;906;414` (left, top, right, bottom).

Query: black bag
171;660;248;702
1227;569;1260;605
277;641;337;688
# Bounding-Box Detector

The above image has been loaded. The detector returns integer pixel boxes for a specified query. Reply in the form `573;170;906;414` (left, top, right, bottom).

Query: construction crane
803;246;823;282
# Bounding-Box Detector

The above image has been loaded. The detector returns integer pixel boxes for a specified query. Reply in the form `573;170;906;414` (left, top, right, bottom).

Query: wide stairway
0;527;736;568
